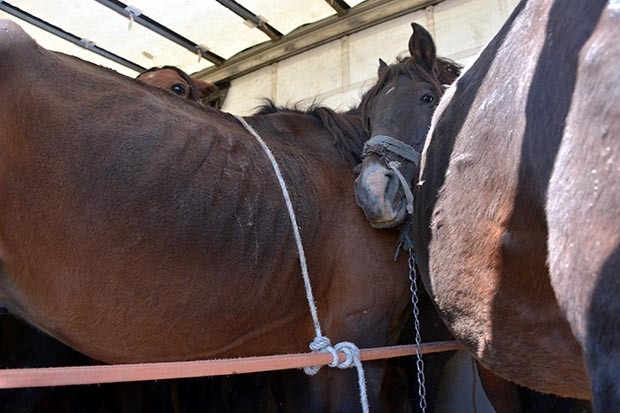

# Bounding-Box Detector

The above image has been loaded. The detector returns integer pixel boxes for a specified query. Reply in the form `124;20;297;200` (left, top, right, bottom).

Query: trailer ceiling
0;0;436;83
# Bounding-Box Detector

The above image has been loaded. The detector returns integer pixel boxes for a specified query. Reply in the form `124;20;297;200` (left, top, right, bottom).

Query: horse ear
409;22;436;71
192;77;218;99
378;58;389;78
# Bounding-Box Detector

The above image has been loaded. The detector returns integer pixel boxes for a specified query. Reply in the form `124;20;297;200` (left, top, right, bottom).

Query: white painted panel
348;9;427;86
433;0;510;61
320;89;364;112
501;0;523;16
221;65;273;116
275;39;342;105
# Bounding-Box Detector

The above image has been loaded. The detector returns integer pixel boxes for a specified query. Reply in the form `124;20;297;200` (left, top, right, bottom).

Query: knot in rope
309;335;331;352
304;337;363;373
304;336;337;375
304;337;369;413
332;341;361;369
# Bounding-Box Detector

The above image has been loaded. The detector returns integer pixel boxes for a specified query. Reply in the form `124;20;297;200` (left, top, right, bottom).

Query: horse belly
427;169;590;399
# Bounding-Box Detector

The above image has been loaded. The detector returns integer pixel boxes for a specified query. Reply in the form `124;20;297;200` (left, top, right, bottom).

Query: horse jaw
354;160;408;228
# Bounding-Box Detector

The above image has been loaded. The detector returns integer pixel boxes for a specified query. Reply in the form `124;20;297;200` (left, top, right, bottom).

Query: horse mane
358;55;460;133
434;57;463;86
254;99;366;166
139;65;203;102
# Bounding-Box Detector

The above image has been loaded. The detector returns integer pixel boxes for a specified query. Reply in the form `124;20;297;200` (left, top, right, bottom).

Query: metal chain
407;248;427;412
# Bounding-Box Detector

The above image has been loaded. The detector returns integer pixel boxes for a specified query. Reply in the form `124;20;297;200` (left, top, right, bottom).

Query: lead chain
408;248;427;412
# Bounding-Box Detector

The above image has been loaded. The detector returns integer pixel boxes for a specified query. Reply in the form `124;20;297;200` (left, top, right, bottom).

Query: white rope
234;116;322;338
235;115;369;413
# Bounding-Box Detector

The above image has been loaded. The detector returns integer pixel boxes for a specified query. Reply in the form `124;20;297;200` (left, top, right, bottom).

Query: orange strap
0;340;461;388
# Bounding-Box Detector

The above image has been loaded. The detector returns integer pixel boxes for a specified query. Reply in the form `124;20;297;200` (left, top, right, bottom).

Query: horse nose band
361;135;420;215
361;134;421;167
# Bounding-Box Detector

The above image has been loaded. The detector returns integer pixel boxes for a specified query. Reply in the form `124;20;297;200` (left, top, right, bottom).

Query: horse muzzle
354;159;409;228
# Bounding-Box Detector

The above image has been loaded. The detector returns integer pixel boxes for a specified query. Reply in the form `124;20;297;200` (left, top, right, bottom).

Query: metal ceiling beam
195;0;438;83
324;0;351;16
0;1;145;73
215;0;283;41
94;0;225;65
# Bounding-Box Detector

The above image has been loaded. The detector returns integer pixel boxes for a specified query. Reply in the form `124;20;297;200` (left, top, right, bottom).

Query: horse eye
421;94;434;104
171;84;186;95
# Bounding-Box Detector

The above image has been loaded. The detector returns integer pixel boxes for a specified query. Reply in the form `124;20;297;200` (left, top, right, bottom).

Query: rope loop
304;338;369;413
309;335;331;352
333;341;361;369
304;338;363;371
304;336;338;375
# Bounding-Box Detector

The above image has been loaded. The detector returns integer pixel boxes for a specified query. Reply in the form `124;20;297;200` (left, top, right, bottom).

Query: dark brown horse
137;66;218;103
0;65;226;413
237;24;469;412
355;1;618;411
0;19;450;412
354;23;445;230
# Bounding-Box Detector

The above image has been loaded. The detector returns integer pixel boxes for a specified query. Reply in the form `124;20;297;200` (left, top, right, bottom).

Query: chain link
408;248;427;412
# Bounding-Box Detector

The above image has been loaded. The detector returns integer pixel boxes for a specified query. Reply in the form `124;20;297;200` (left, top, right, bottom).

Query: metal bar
195;0;439;83
0;341;461;388
215;0;283;41
0;1;145;73
324;0;351;16
94;0;225;65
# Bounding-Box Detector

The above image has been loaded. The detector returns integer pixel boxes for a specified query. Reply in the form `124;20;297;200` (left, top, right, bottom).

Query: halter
361;135;420;216
361;135;421;167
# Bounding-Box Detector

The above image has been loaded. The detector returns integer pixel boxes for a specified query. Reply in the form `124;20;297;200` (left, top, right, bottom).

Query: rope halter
361;135;420;216
361;135;421;166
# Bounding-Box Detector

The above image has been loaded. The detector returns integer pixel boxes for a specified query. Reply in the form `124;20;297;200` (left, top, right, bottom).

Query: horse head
354;23;455;229
136;66;217;103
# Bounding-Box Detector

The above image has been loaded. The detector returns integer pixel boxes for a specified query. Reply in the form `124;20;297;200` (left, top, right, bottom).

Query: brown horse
355;1;619;411
136;66;218;103
0;65;226;413
0;19;455;412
